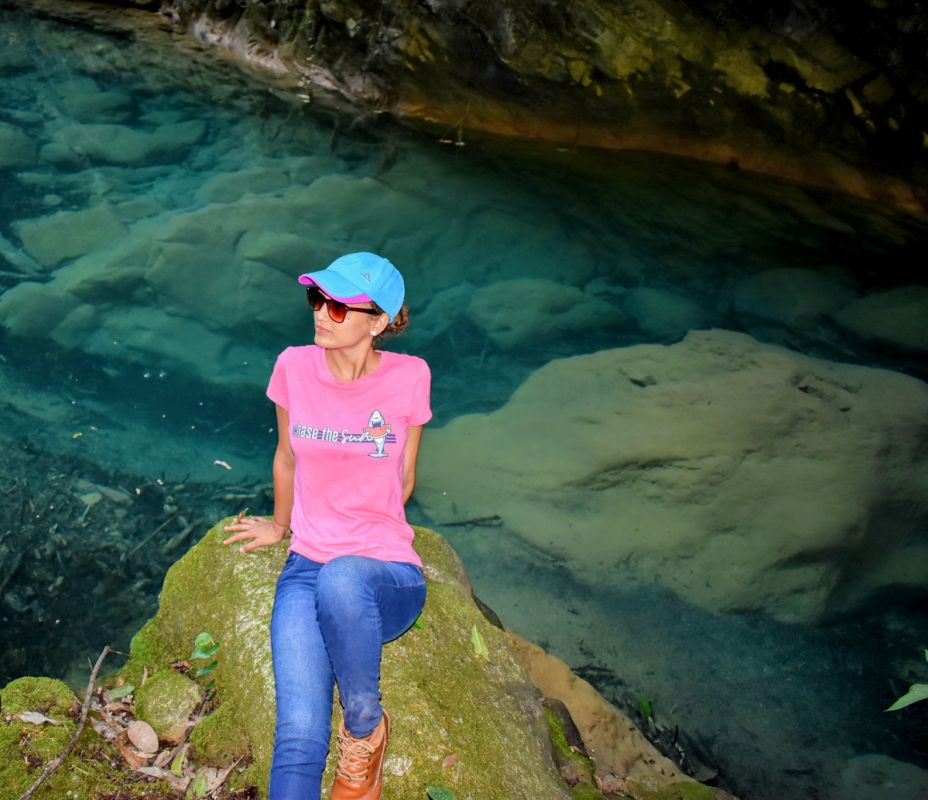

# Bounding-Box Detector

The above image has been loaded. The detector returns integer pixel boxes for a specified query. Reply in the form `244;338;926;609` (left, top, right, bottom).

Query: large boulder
122;522;574;799
415;329;928;623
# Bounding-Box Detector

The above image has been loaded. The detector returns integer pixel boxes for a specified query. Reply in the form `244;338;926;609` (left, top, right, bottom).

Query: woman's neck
324;343;381;382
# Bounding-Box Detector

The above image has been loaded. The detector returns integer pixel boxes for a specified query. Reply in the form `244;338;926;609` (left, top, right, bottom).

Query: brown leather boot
330;709;390;800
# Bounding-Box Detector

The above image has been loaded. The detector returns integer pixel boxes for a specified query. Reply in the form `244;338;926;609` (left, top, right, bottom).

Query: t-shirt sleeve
266;349;289;409
409;360;432;426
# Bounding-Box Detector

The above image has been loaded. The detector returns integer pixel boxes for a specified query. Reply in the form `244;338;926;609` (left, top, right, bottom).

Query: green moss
0;681;175;800
626;780;725;800
189;702;249;766
134;668;203;742
123;616;173;686
543;705;606;800
1;677;77;718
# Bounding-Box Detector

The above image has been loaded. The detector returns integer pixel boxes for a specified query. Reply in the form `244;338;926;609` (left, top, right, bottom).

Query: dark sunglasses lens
306;287;348;323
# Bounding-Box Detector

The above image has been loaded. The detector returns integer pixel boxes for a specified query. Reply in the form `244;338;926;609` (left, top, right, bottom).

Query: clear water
1;8;926;800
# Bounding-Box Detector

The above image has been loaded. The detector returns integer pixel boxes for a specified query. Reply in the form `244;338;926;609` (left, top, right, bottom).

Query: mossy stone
0;676;78;718
0;677;175;800
134;668;203;743
189;702;249;766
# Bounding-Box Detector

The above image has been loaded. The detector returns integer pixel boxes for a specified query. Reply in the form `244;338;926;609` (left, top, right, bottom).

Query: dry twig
17;645;112;800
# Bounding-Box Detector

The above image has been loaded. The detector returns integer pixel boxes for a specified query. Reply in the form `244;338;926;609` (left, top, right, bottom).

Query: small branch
18;645;112;800
122;515;178;562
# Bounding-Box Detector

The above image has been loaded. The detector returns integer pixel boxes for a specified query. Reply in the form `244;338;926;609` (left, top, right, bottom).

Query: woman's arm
223;404;294;552
403;425;424;504
271;404;295;531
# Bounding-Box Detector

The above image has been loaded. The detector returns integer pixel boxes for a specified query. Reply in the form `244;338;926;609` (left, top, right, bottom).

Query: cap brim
298;272;372;304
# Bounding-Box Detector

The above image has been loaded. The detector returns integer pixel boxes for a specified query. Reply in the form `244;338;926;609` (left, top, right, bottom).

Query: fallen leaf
170;743;189;776
470;624;489;659
16;711;63;726
442;753;460;769
107;683;135;701
116;736;152;769
127;720;159;754
134;766;190;793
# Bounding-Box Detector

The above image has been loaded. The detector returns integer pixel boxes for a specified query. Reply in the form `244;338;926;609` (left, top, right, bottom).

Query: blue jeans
268;552;426;800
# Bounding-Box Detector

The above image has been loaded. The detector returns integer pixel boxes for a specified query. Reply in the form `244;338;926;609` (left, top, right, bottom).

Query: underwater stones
733;268;857;328
836;753;928;800
53;119;207;166
134;668;203;743
0;282;81;338
416;329;928;623
830;286;928;354
0;122;36;170
83;306;229;373
468;278;617;350
13;204;127;267
58;88;134;123
236;230;320;275
402;282;476;349
623;287;711;338
197;166;290;203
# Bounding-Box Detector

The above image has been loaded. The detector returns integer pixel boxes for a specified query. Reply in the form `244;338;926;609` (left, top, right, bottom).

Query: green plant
191;631;221;695
637;697;654;720
886;649;928;712
427;786;458;800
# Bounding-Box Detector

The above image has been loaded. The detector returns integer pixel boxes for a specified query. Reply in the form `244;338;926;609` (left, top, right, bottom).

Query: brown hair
372;303;409;344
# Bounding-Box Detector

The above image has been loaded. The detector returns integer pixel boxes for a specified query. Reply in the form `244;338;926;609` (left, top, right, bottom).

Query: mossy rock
134;668;203;743
189;702;249;766
123;520;573;800
0;676;78;718
0;677;175;800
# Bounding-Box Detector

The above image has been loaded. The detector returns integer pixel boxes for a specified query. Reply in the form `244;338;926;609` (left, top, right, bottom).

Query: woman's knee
316;557;376;615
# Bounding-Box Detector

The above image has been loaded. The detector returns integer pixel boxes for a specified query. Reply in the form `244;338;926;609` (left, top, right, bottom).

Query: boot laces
336;731;375;782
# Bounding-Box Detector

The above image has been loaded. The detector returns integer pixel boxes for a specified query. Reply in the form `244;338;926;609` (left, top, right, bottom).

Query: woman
223;252;431;800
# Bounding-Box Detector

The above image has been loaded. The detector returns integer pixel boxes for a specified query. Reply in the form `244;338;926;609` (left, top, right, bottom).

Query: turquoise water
1;8;927;800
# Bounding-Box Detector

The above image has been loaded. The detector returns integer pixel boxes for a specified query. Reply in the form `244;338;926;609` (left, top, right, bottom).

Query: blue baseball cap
299;252;405;322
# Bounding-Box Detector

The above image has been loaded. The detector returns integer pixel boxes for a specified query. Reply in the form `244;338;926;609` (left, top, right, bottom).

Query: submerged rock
468;278;624;350
13;204;127;268
416;329;928;623
733;268;857;328
52;120;207;167
831;286;928;355
0;121;36;170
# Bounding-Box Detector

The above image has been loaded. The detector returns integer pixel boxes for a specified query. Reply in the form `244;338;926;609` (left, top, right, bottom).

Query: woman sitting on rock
223;252;431;800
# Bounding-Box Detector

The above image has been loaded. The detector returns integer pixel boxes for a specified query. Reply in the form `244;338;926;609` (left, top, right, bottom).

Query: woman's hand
222;514;287;554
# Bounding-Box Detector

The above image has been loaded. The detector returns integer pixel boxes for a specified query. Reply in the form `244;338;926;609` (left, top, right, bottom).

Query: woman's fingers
222;531;252;545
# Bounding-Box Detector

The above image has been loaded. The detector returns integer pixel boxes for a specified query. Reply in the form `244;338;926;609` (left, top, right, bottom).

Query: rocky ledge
16;0;927;210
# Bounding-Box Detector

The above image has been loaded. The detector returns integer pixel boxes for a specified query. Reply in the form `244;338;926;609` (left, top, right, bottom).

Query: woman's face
312;288;387;350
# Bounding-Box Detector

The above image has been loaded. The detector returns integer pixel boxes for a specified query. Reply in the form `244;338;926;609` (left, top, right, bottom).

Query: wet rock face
160;0;928;207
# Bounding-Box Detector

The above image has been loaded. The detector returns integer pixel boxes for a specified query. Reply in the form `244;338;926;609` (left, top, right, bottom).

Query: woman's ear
371;313;389;337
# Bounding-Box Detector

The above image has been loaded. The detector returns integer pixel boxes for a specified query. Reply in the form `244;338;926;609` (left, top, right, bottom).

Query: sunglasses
306;286;381;324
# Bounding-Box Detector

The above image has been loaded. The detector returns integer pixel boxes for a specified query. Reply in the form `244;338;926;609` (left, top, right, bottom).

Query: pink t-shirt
266;345;431;566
